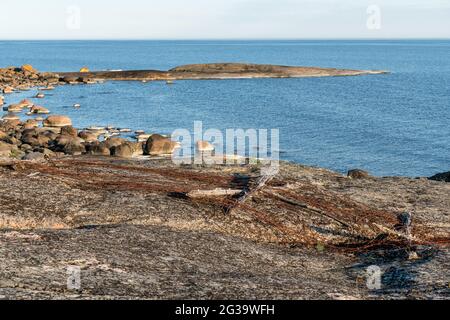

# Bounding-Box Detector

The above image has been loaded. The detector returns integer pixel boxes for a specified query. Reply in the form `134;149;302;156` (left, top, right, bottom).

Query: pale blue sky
1;0;449;39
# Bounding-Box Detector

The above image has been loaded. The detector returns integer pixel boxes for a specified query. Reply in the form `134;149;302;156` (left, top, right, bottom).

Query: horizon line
1;37;450;41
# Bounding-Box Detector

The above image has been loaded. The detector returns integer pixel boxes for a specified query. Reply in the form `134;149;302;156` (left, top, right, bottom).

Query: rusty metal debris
8;157;449;252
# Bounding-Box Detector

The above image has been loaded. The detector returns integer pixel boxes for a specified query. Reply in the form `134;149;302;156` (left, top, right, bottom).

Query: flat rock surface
0;157;448;299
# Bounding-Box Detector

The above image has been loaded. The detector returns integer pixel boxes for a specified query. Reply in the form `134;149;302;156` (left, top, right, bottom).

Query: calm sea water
1;40;449;177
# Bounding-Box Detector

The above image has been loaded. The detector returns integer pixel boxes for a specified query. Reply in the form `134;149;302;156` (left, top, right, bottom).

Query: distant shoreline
57;62;388;81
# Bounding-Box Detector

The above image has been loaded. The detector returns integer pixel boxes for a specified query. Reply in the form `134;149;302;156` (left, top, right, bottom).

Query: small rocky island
0;64;448;300
58;62;388;81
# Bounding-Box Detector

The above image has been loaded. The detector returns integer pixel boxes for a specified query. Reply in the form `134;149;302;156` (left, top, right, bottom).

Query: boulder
37;126;61;135
21;64;37;73
21;130;51;147
39;72;60;82
78;130;98;143
41;148;56;157
24;119;39;128
3;87;14;94
50;135;85;155
23;122;36;130
136;134;152;142
111;142;135;158
53;134;83;147
63;139;86;155
43;115;72;127
86;126;107;135
40;130;59;141
0;130;7;140
103;137;127;150
347;169;371;179
85;141;111;156
3;135;20;145
19;99;34;107
7;104;23;113
60;126;78;137
23;152;45;161
20;144;33;152
10;149;25;160
2;113;20;121
429;171;450;183
144;134;180;156
0;141;14;157
62;76;79;84
2;119;21;127
80;77;95;84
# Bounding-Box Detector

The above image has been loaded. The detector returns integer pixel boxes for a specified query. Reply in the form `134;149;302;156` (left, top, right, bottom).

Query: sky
0;0;449;39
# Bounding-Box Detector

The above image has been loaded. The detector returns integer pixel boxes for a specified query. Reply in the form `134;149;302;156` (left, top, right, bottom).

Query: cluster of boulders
0;114;185;161
0;64;217;161
2;98;50;116
0;65;97;95
0;65;60;93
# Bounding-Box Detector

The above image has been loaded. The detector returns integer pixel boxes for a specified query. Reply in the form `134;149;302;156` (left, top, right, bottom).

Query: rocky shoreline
0;64;449;300
0;63;387;163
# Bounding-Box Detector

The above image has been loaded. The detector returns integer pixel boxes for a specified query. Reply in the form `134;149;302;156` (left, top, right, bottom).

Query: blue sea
0;40;449;177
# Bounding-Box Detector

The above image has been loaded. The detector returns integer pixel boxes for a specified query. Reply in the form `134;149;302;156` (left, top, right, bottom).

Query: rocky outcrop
0;157;447;300
0;66;51;93
429;171;450;182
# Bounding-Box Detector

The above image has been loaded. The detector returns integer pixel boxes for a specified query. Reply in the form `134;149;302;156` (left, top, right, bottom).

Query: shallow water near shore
1;40;450;176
